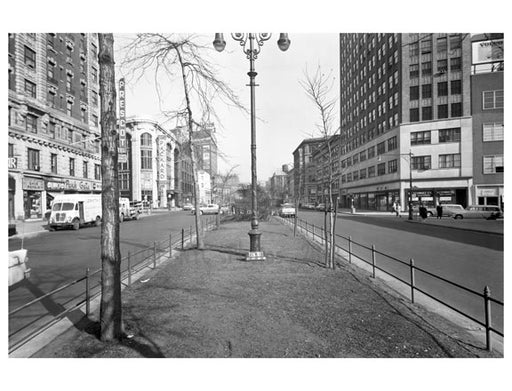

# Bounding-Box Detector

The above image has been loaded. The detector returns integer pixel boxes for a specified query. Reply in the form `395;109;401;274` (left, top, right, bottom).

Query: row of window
410;103;462;122
409;34;462;57
409;58;461;78
341;136;397;168
19;146;101;179
411;127;461;145
410;80;461;100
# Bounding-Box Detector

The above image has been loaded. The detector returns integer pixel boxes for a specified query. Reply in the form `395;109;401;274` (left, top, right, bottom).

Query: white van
49;194;102;231
119;197;139;221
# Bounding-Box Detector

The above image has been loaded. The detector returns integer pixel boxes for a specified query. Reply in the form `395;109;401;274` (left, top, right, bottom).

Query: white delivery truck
119;197;139;221
48;194;102;231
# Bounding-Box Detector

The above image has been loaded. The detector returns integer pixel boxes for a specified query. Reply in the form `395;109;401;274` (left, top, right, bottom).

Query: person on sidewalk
436;204;443;219
419;202;428;221
396;202;402;218
392;201;397;215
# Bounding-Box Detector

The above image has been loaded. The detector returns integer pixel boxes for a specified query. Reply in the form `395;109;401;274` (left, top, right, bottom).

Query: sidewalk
31;218;497;358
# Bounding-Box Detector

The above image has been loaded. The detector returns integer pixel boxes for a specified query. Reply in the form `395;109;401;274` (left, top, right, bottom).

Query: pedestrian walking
396;202;401;217
436;204;443;219
419;203;428;221
392;201;397;215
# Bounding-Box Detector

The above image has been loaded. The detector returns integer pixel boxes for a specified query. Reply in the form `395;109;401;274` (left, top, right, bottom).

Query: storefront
46;179;102;210
475;186;504;210
406;188;468;209
23;177;45;219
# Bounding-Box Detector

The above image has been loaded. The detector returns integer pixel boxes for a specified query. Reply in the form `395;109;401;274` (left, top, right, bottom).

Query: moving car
452;205;502;220
48;194;102;231
193;204;220;215
279;203;296;217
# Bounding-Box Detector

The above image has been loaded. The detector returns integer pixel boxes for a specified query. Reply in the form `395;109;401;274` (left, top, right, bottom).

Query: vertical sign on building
118;78;127;163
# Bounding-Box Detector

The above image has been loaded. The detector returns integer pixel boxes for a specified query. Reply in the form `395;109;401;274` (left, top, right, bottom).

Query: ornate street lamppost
213;33;291;261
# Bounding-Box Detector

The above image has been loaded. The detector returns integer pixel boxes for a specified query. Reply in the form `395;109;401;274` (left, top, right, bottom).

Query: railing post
127;252;132;286
410;258;415;303
348;236;352;264
371;245;376;278
484;286;492;351
169;233;173;258
153;241;157;268
182;228;185;249
85;268;90;316
305;220;308;236
312;224;315;240
189;225;192;243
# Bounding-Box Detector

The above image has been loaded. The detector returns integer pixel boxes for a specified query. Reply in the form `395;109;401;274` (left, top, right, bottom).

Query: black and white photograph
2;0;509;390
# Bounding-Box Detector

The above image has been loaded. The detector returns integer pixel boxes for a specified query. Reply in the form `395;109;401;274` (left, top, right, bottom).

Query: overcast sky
114;33;339;183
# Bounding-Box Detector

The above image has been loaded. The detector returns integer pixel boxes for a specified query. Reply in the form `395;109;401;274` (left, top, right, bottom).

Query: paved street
293;210;504;333
8;210;213;348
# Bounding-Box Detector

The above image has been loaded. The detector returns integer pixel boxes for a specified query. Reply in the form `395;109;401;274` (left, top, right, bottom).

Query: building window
92;91;98;106
68;129;74;144
483;123;504;142
92;114;99;127
368;166;376;178
437;37;447;53
483;155;504;174
438;104;448;119
91;67;98;83
450;57;461;71
420;39;432;54
451;102;462;117
119;172;130;191
409;42;419;56
449;34;462;50
353;170;359;181
387;136;397;151
352;153;359;165
451;80;462;95
437;59;447;74
26;114;38;133
81;108;87;122
141;133;153;170
439;154;461;168
410;108;419;122
439;127;461;143
422;84;432;99
482;90;504;109
359;150;367;162
48;63;55;80
410;86;419;100
28;148;40;171
367;146;375;159
51;153;58;174
48;91;57;108
377;162;386;176
421;62;432;76
346;173;352;182
412;155;431;170
67;101;73;116
83;161;88;178
411;131;431;145
409;64;419;78
9;143;14;158
49;122;56;139
24;46;36;69
95;164;101;180
422;106;433;121
66;74;73;93
388;159;398;173
360;168;367;179
438;82;448;96
25;79;36;98
69;158;75;176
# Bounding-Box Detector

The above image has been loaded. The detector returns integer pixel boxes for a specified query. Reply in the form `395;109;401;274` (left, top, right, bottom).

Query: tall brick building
339;33;473;211
8;33;102;221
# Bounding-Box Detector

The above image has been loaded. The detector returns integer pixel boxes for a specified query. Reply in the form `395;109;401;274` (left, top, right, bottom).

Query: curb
403;218;503;236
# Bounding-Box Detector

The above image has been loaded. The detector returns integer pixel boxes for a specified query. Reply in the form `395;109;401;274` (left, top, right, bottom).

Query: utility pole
98;33;123;342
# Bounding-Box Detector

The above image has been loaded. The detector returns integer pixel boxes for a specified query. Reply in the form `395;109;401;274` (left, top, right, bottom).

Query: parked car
316;203;326;211
452;205;502;220
220;205;231;214
439;204;465;217
130;200;143;214
279;203;296;217
301;203;315;210
182;203;194;211
9;249;30;287
193;204;220;215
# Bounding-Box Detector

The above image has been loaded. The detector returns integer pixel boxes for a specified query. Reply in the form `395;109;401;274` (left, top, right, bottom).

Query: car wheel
454;214;463;220
72;219;80;230
49;226;55;232
427;211;433;217
199;210;203;215
95;216;101;226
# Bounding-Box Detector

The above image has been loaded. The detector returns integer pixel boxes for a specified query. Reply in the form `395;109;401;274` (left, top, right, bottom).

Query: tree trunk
98;33;123;342
324;208;329;267
175;46;204;249
331;199;338;269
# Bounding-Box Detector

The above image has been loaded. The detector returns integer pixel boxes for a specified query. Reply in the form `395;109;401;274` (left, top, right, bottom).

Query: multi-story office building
192;123;218;178
292;137;325;205
8;33;102;221
470;34;504;209
125;118;182;208
339;33;473;211
269;164;291;205
312;135;341;204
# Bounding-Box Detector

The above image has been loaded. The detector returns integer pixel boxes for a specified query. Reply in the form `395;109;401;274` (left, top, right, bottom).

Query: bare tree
120;34;246;250
98;33;123;341
216;165;239;205
300;65;339;269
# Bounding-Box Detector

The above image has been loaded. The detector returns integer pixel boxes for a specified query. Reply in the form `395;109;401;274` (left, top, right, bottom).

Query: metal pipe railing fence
281;215;504;351
8;217;218;353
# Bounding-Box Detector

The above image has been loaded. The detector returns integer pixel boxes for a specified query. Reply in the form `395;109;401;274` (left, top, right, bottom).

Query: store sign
157;136;167;181
118;78;127;163
472;39;504;64
478;188;498;197
46;179;102;191
8;157;18;169
23;177;44;191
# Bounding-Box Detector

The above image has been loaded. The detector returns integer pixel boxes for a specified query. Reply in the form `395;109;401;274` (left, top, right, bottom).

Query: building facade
8;33;102;221
292;137;325;206
470;34;504;210
338;33;473;211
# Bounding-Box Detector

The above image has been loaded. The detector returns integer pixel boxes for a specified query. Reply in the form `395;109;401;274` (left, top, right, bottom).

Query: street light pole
408;151;413;220
213;33;290;261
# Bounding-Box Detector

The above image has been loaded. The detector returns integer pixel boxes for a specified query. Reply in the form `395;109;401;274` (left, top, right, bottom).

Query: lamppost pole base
246;229;266;261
